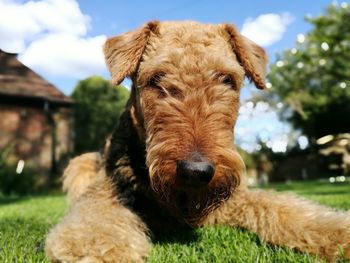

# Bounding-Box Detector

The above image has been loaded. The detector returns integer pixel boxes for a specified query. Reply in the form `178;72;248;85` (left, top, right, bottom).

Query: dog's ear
104;21;159;85
223;24;268;90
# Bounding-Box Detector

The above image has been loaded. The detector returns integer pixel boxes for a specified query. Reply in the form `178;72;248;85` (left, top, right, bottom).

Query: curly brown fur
205;189;350;260
46;169;151;263
62;152;102;203
46;21;350;262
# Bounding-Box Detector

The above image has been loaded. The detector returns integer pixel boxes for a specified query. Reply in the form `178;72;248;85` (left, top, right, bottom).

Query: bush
71;76;130;154
0;145;40;196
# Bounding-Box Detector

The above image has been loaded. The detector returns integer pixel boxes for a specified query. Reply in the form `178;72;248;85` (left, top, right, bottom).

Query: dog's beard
148;154;243;226
146;128;245;225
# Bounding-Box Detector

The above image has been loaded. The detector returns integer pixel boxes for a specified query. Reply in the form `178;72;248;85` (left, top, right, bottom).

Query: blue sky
80;0;331;94
0;0;336;94
0;0;346;152
80;0;335;93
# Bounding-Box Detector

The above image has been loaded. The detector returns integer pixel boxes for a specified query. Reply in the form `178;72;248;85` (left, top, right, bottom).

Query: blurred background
0;0;349;195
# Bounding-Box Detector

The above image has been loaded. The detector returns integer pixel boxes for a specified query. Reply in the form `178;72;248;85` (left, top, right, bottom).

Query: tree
266;3;350;141
71;76;129;154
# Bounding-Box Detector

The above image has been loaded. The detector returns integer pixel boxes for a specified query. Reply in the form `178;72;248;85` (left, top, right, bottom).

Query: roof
0;49;73;106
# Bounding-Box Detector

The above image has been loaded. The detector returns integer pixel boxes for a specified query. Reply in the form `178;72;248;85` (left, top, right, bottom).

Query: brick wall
0;104;73;175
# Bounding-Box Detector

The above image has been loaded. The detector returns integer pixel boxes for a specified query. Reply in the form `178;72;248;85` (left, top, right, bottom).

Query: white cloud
241;13;294;47
20;33;106;78
0;0;106;78
0;0;41;52
25;0;90;35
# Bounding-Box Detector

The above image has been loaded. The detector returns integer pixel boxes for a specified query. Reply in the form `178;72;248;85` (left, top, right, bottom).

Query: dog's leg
204;188;350;260
62;152;102;203
45;170;151;263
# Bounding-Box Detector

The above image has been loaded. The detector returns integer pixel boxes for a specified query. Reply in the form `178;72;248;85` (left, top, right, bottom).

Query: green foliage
237;147;257;169
267;4;350;139
1;181;350;262
71;76;130;154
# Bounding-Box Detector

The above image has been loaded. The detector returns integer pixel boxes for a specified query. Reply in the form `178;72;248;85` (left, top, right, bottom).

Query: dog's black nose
176;160;215;187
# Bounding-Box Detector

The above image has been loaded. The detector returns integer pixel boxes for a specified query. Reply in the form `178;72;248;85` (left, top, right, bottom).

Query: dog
45;21;350;262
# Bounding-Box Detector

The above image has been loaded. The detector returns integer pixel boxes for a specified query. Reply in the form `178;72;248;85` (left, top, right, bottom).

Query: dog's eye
222;75;234;87
147;73;165;88
215;73;236;89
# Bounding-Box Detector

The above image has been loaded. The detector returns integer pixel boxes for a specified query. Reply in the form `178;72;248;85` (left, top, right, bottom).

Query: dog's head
104;21;267;225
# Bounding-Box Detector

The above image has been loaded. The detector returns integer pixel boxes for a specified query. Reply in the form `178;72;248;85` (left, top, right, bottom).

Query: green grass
1;180;349;262
0;195;66;263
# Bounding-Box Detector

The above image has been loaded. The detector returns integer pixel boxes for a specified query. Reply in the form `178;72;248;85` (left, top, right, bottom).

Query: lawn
1;180;349;263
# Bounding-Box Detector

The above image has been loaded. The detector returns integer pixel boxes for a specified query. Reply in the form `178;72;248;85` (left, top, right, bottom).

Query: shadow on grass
151;227;200;245
261;181;350;191
0;192;63;206
0;196;25;205
301;190;350;196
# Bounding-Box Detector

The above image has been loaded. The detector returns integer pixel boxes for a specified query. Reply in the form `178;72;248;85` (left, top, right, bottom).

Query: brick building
0;50;74;182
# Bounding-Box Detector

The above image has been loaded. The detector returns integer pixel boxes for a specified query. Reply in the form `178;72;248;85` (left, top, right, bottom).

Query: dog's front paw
76;256;104;263
45;223;150;263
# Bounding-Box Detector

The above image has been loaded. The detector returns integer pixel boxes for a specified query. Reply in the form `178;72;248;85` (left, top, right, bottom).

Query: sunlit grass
261;180;350;210
0;195;66;263
0;180;349;262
